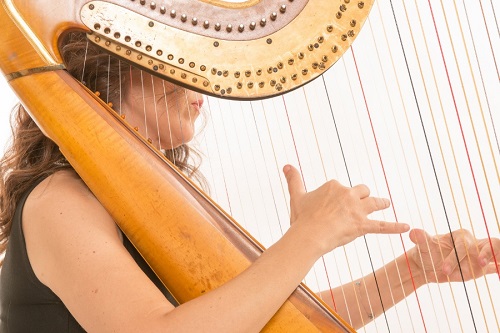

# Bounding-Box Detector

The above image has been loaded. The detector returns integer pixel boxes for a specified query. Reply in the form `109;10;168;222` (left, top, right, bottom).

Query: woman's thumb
283;165;306;198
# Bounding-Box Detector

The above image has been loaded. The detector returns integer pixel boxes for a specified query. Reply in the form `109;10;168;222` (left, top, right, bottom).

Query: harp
0;0;498;332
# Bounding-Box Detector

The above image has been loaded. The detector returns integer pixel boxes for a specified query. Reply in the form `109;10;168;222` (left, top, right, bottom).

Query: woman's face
121;70;204;150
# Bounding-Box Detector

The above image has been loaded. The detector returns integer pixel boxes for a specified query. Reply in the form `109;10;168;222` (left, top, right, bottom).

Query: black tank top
0;178;177;332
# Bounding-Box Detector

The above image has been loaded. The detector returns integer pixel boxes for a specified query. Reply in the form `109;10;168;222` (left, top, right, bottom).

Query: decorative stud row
127;0;296;33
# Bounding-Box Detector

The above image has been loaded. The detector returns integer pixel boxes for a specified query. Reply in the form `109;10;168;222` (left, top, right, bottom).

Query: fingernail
283;165;291;174
403;224;410;232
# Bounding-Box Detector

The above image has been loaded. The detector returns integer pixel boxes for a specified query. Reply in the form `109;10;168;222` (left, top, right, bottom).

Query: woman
0;33;498;332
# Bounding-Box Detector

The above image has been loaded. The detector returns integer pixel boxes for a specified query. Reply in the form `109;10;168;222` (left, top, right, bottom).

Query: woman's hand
409;228;499;283
283;165;409;255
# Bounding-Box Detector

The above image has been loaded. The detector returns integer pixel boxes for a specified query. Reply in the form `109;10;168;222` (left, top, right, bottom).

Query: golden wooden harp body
0;0;378;331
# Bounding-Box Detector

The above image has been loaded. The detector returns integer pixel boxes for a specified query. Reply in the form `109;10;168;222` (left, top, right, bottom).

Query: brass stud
94;23;101;30
237;82;243;89
181;14;187;22
146;45;152;51
168;54;174;60
270;80;276;86
148;60;153;65
270;12;277;21
238;24;244;32
170;10;176;18
211;68;217;74
104;27;111;34
157;50;163;56
215;23;221;31
245;70;251;77
291;73;297;80
125;36;132;42
181;73;187;79
226;24;233;32
350;19;357;27
200;65;207;71
160;6;166;14
150;2;156;10
327;25;333;32
319;62;325;70
302;69;308;75
234;71;241;78
322;55;328;62
308;44;314;51
267;67;273;74
135;41;142;47
260;18;267;27
170;69;175;74
280;76;286;83
277;62;283;69
280;5;287;13
223;70;229;77
140;0;146;5
126;50;132;55
318;36;324;43
192;18;198;25
332;45;338;53
256;69;262;75
250;22;256;30
105;40;111;46
89;4;95;10
203;81;209;87
214;85;220;91
312;62;318;69
298;52;304;59
276;83;283;91
227;87;232;94
288;59;294;65
220;89;225;95
95;36;101;42
259;82;265;88
159;64;165;69
348;30;355;37
116;46;121;51
341;34;347;41
203;20;210;29
358;1;364;8
336;12;342;19
137;55;143;60
189;62;195;68
179;58;184;64
114;32;121;39
340;4;347;12
247;82;254;88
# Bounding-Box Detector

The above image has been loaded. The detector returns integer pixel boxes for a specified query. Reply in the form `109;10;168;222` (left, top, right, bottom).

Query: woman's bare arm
23;166;408;333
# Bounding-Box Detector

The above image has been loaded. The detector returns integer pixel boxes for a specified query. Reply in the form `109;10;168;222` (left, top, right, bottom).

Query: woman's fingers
478;238;500;267
363;196;391;214
283;165;306;199
352;184;370;199
365;219;410;234
442;230;473;274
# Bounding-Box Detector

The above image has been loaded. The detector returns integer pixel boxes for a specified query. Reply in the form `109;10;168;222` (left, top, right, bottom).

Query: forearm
158;225;322;333
320;249;425;329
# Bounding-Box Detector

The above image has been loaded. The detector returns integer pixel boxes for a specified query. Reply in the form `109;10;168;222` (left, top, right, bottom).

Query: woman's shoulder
22;169;122;287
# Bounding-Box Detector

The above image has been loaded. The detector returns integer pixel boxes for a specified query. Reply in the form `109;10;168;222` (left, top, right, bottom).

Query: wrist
403;248;426;288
